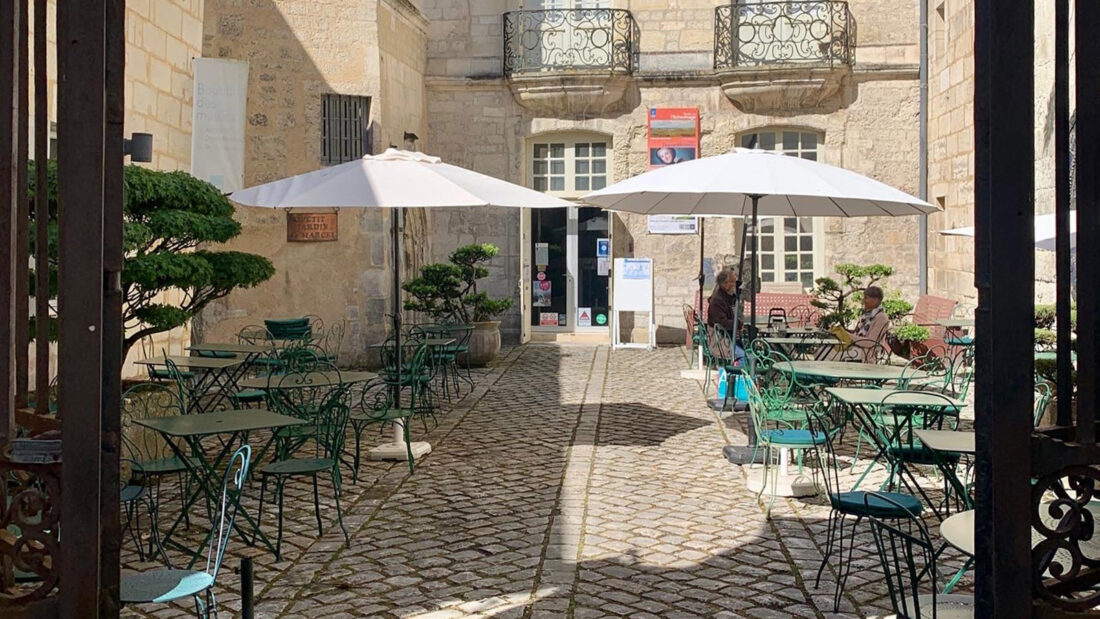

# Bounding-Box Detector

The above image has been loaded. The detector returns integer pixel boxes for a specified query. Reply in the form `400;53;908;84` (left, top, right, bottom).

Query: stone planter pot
465;321;501;367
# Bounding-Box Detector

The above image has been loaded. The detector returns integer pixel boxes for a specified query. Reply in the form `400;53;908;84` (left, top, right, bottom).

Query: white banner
191;58;248;192
647;215;698;234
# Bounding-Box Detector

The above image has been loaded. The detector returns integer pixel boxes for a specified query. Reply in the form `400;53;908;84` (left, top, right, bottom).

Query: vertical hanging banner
647;107;700;234
191;58;249;192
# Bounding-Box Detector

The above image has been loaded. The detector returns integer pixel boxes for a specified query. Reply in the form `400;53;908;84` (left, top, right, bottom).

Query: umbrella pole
723;194;763;466
697;219;705;369
371;207;431;465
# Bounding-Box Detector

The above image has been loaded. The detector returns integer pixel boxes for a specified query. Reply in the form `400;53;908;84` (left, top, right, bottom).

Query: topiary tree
809;263;894;329
30;161;275;361
403;243;514;324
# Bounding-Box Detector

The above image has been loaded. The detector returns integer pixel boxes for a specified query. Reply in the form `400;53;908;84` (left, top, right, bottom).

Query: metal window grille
321;94;371;165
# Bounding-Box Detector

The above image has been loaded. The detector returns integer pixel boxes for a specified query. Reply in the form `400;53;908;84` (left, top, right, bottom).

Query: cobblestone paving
121;344;972;618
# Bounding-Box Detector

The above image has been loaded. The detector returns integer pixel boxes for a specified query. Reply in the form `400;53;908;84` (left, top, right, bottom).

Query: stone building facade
193;0;930;354
196;0;429;366
425;0;923;344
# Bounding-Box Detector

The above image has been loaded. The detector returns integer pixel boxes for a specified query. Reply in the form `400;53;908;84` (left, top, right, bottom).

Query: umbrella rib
828;197;853;218
786;195;798;218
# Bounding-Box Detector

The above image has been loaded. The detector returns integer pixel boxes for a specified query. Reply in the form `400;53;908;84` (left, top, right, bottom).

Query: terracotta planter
465;321;501;367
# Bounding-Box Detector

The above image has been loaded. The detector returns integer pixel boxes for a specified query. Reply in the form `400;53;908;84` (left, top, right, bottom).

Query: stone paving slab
120;344;971;618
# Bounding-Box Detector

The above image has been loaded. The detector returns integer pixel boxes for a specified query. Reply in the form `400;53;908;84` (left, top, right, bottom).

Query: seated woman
839;285;890;362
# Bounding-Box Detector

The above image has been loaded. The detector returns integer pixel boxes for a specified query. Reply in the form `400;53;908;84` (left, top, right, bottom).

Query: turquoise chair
743;376;827;518
804;410;925;612
121;445;251;618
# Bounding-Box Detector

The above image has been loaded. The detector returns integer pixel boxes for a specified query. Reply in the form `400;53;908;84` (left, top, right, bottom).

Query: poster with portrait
647;107;700;233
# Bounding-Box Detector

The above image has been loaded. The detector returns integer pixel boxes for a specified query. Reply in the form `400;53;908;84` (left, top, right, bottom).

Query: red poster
647;107;700;169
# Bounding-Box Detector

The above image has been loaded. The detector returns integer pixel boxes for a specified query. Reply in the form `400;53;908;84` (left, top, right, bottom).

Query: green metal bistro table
134;409;305;567
763;336;843;360
133;355;246;414
783;361;925;384
236;370;379;391
915;428;975;512
934;318;975;329
826;387;965;520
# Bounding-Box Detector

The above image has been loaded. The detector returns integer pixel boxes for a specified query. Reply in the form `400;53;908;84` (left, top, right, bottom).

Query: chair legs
814;510;862;612
311;474;323;535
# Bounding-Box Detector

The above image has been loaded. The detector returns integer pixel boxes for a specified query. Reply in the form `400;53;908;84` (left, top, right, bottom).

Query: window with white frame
530;138;608;197
740;129;823;289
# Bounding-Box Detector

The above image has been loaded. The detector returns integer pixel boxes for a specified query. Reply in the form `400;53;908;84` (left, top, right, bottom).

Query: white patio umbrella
231;148;571;464
583;147;936;464
941;211;1077;251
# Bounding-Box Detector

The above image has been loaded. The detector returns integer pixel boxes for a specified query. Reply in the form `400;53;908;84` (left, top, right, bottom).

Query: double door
527;206;610;335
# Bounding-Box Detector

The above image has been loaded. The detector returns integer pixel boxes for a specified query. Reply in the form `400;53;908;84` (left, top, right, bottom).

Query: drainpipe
918;0;929;294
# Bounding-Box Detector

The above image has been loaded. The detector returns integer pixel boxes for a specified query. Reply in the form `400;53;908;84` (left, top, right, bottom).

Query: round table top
940;509;975;556
782;360;924;381
237;370;378;390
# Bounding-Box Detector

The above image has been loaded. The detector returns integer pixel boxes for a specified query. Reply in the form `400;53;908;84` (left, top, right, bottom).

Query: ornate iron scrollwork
715;2;855;69
0;458;61;605
1032;466;1100;611
503;9;639;74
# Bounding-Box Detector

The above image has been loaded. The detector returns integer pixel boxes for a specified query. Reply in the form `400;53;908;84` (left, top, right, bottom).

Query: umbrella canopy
230;148;571;210
229;148;570;466
941;212;1077;251
584;147;936;216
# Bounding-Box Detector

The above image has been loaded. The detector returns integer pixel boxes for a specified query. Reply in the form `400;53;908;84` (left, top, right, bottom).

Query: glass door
530;206;610;332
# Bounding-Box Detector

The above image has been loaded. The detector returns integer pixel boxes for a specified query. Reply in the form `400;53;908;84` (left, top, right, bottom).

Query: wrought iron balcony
714;1;855;69
503;9;639;75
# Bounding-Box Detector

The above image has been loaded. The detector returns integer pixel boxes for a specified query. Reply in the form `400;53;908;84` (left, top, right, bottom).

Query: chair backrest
269;362;344;422
706;323;734;363
683;304;697;348
264;317;313;341
840;338;892;364
946;346;975;399
237;325;270;345
160;352;191;408
897;350;950;391
787;304;820;328
206;445;251;580
804;409;846;508
880;390;962;447
322;321;346;363
865;491;939;619
279;342;328;373
913;295;959;340
121;382;185;463
1034;381;1054;426
315;392;352;461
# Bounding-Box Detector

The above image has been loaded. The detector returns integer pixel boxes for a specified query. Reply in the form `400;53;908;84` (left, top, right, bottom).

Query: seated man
839;285;890;362
706;268;747;366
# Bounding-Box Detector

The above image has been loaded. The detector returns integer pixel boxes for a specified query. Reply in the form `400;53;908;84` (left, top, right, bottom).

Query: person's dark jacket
707;287;737;332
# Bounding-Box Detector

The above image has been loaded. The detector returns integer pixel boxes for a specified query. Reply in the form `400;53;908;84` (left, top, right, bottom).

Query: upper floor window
530;136;609;197
740;129;823;289
321;94;371;165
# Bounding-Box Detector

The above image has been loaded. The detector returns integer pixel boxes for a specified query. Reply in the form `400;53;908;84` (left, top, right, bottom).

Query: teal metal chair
121;445;251;619
121;383;194;540
350;381;421;479
1034;381;1054;426
258;382;352;561
865;492;975;618
804;410;925;612
743;376;827;518
264;363;343;458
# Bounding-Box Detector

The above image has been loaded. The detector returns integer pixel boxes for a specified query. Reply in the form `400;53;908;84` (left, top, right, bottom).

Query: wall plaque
287;212;338;242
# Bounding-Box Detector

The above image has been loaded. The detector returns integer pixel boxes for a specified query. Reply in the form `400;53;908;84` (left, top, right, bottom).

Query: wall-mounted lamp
403;131;419;151
123;132;153;162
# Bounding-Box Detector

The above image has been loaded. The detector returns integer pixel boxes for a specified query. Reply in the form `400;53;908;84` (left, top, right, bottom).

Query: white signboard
191;58;249;192
647;215;698;234
611;258;656;350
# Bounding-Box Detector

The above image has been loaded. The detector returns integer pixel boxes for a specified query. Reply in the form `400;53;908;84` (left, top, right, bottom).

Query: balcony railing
714;2;855;69
503;9;639;75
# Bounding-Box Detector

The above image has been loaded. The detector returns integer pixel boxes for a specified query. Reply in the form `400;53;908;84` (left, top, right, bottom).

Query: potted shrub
403;243;513;366
891;323;931;359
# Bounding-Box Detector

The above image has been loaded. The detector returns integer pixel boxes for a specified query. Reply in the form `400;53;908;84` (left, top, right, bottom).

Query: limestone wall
198;0;427;366
927;0;1067;307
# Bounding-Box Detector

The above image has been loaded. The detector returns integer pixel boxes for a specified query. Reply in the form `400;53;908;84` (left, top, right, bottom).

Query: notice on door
578;307;592;327
535;242;549;268
540;312;559;326
533;280;552;307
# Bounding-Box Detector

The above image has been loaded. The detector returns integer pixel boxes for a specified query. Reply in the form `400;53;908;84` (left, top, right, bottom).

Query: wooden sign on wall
287;212;338;242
